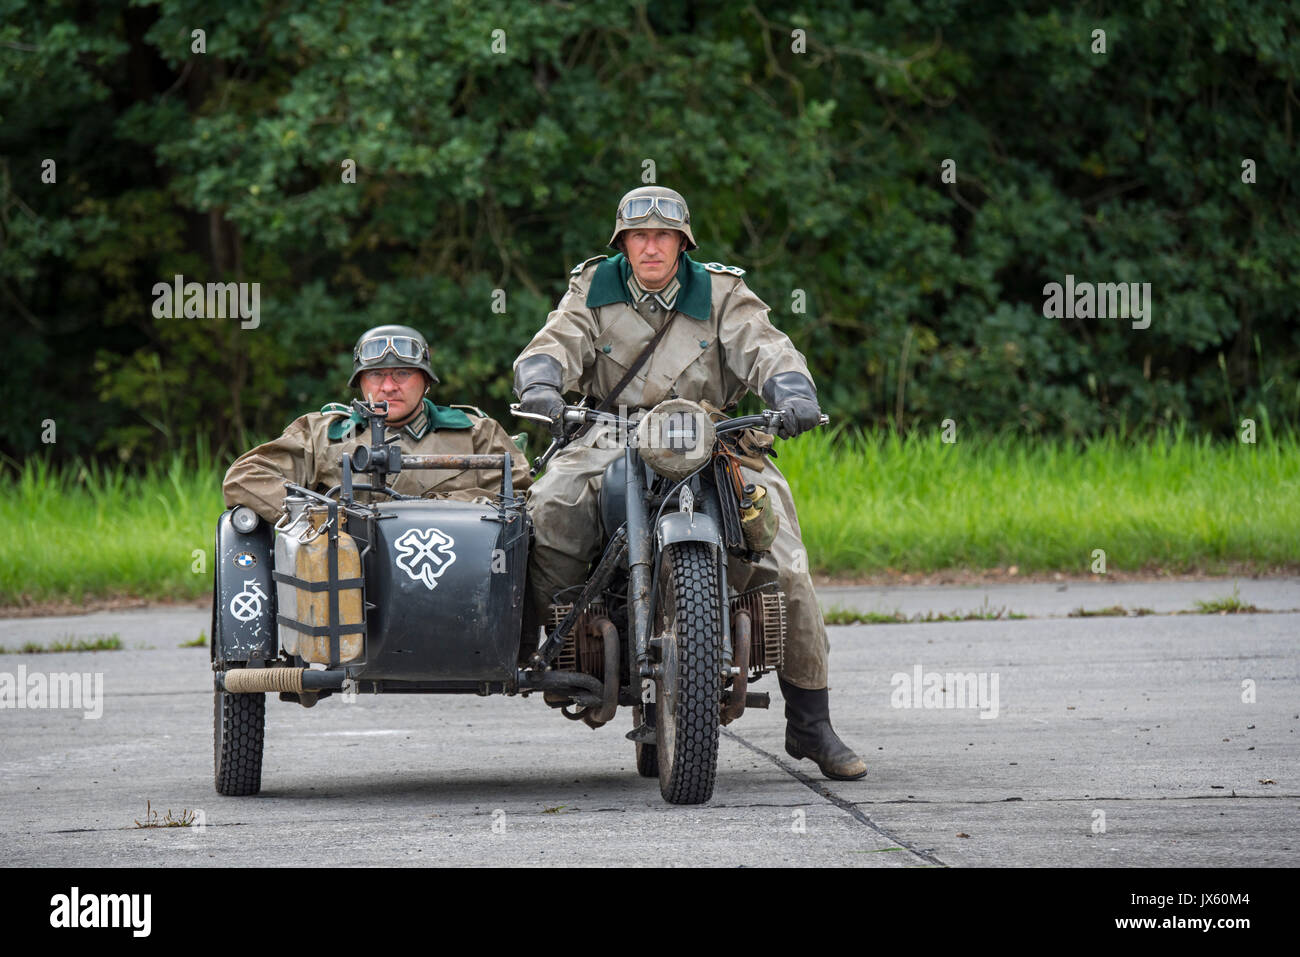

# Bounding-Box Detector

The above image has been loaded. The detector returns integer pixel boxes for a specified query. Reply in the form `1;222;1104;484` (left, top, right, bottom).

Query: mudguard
655;509;722;553
212;509;278;665
652;509;729;657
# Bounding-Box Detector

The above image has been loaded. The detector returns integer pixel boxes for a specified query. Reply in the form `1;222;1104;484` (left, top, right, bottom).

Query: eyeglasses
360;368;420;385
619;196;688;225
355;335;428;364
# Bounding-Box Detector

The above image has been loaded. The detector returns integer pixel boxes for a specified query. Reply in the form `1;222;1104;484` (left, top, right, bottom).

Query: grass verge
2;427;1298;606
779;426;1299;578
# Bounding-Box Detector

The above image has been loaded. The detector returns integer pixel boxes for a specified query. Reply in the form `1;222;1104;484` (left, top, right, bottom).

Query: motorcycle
210;396;821;805
514;398;827;804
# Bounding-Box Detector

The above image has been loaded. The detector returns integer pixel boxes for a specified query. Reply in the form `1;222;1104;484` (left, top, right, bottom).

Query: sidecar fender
212;509;278;665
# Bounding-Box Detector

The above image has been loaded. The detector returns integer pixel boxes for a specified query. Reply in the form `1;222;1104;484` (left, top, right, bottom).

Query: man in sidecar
512;186;867;781
213;325;533;798
223;324;530;518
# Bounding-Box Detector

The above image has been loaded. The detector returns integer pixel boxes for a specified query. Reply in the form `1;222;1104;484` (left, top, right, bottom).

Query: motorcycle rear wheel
653;541;721;804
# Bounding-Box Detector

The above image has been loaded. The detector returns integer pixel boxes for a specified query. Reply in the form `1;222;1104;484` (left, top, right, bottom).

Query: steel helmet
348;324;439;387
608;185;697;251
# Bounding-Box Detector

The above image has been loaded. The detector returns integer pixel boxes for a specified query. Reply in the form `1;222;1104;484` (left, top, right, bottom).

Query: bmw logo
234;552;257;568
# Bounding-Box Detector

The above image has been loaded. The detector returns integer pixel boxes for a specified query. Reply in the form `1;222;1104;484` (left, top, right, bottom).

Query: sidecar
212;480;537;794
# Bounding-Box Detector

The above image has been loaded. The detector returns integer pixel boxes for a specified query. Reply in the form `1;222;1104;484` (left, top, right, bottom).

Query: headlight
635;399;715;480
231;506;260;533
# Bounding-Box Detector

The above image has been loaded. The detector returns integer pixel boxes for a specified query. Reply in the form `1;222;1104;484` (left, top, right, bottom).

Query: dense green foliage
3;429;1295;606
2;0;1298;465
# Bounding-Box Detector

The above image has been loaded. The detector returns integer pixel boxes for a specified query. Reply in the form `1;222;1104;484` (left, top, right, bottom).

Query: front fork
627;451;734;697
625;447;653;695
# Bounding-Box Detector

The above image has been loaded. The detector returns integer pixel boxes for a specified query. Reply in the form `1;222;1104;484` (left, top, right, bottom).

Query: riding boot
779;677;868;781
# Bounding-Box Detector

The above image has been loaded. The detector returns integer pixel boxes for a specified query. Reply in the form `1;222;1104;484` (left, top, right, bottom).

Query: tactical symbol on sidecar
394;527;457;590
229;580;268;622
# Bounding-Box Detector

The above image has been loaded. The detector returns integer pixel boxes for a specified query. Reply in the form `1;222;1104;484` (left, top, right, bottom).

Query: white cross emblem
229;580;268;622
394;527;457;590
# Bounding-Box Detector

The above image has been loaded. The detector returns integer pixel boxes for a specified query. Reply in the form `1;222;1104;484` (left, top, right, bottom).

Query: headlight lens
635;399;715;480
231;506;260;533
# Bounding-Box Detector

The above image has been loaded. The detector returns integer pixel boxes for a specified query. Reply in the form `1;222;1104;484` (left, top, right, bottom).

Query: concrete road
820;577;1300;619
0;592;1296;867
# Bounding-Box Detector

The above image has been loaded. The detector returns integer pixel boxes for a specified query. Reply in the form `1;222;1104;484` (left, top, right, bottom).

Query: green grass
0;449;225;606
824;602;1027;625
1193;584;1261;614
2;427;1298;606
179;632;208;648
778;426;1300;578
0;634;123;654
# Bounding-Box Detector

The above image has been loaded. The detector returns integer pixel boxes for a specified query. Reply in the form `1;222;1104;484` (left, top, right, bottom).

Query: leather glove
513;354;568;440
761;372;822;439
519;385;566;439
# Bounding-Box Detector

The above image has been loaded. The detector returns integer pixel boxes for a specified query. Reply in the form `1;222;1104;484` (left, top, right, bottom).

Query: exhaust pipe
584;617;620;727
722;611;751;724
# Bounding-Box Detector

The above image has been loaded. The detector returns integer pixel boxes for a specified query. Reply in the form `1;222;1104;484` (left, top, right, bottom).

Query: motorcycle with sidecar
211;397;823;804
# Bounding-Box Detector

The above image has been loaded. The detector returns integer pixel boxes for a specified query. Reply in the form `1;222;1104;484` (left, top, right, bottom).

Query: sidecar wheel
633;701;658;778
653;542;721;805
214;668;265;796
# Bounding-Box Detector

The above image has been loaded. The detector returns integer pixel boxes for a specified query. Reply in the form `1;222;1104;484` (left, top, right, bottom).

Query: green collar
326;398;472;441
585;252;711;321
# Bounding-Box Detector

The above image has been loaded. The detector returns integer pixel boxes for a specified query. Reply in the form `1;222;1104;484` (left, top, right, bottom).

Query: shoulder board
450;403;488;419
703;261;746;277
322;402;365;442
571;254;609;276
429;403;474;430
323;405;367;441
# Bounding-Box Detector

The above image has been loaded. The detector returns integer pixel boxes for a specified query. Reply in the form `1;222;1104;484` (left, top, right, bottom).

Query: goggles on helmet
355;335;428;364
619;196;688;225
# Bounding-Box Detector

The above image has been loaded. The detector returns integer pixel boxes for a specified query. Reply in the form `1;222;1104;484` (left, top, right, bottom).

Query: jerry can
274;498;364;664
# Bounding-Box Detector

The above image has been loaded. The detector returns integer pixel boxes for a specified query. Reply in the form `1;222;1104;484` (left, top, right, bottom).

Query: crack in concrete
722;727;946;866
847;793;1300;806
49;822;251;834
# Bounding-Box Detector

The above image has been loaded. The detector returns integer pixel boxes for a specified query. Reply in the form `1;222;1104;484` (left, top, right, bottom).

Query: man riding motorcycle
512;187;866;781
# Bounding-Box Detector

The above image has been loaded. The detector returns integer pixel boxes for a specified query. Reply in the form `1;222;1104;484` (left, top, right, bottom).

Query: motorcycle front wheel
653;541;721;804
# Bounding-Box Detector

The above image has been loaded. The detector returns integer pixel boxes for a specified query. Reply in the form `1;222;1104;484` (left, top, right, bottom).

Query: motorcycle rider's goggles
355;335;428;364
619;196;688;225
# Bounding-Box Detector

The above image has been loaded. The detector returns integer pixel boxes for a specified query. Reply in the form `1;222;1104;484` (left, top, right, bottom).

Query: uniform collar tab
398;402;431;441
586;252;710;320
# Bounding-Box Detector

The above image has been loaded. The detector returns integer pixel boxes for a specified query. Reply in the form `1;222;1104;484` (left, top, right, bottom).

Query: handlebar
509;403;829;436
510;402;827;476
